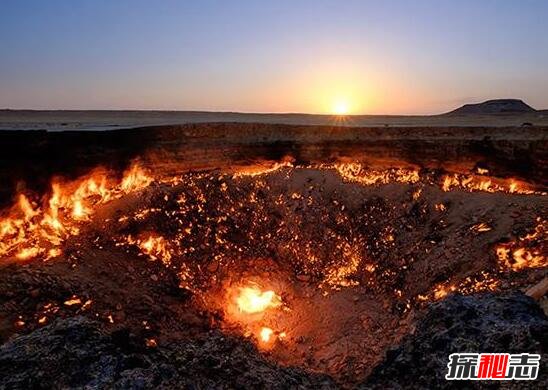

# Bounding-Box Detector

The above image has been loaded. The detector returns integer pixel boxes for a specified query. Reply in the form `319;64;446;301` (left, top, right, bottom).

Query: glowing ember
64;297;82;306
433;284;456;300
495;219;546;271
236;285;282;314
497;246;546;270
321;242;361;289
123;234;173;265
81;300;93;310
260;327;274;342
435;203;447;212
145;338;158;348
470;223;491;233
457;271;500;294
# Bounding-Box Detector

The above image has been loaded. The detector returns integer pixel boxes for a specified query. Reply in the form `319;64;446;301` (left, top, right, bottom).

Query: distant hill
445;99;536;115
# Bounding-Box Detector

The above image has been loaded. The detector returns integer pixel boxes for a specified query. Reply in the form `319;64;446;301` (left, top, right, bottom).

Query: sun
332;99;350;115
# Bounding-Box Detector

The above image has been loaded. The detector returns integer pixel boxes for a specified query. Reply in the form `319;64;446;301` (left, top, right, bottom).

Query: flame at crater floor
236;285;282;314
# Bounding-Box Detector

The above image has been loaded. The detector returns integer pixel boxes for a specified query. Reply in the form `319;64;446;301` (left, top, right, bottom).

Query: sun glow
332;99;350;115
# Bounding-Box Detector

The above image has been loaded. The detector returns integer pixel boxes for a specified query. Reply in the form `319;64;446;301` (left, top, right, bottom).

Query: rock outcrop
364;292;548;389
447;99;536;115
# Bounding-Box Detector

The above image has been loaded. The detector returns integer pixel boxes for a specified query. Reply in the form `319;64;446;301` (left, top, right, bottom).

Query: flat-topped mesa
446;99;537;115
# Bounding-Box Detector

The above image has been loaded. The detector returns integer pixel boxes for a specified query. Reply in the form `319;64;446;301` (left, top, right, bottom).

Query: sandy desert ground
2;109;548;131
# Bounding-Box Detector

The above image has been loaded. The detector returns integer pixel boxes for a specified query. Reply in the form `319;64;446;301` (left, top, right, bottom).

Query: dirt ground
2;109;548;130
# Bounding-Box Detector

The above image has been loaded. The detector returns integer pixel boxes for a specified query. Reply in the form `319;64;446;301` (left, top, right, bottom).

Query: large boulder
363;292;547;389
0;316;334;389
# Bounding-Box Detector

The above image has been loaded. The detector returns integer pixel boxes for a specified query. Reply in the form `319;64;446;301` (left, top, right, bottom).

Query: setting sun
332;100;350;115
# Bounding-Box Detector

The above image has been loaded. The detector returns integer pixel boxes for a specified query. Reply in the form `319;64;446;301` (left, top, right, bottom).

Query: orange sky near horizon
2;2;548;114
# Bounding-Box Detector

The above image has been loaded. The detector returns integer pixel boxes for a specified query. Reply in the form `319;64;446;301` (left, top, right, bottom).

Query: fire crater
0;160;546;386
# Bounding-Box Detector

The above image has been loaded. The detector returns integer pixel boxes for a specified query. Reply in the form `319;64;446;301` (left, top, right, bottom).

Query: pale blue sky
1;0;547;114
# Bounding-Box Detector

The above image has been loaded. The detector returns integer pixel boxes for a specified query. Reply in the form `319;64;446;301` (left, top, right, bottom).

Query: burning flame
124;234;173;265
441;173;539;194
0;163;153;260
236;285;282;314
16;247;40;260
495;219;546;271
227;283;286;349
232;161;294;178
335;163;420;186
497;246;546;271
121;164;153;193
260;327;274;342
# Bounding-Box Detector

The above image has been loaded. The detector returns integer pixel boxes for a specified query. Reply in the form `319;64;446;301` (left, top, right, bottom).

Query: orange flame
126;234;173;265
232;162;293;178
0;163;153;260
260;327;274;342
121;164;153;193
334;163;420;185
495;219;546;271
497;246;546;270
236;285;282;314
441;173;539;194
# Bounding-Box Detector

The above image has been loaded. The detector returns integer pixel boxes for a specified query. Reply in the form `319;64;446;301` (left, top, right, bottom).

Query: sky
1;0;548;114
